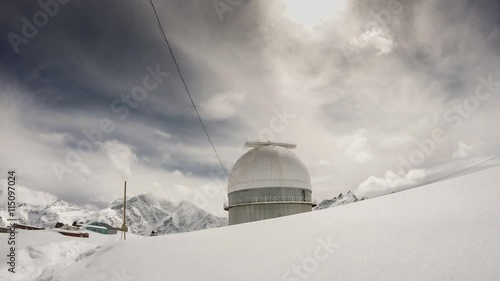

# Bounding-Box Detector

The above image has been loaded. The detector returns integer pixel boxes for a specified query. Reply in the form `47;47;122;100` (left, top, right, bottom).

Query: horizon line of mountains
0;190;366;236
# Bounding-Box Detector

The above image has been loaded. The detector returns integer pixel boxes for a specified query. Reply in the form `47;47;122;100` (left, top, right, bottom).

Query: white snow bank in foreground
0;230;141;281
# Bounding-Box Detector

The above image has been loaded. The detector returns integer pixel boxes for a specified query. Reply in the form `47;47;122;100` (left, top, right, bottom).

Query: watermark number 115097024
6;170;17;274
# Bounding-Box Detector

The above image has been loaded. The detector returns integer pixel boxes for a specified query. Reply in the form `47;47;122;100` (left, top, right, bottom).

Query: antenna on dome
244;141;297;149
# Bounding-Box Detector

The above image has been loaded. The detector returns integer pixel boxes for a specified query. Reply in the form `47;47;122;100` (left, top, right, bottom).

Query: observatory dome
228;143;311;193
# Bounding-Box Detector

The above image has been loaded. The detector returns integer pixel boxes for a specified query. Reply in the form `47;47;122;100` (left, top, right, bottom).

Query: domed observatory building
224;141;316;225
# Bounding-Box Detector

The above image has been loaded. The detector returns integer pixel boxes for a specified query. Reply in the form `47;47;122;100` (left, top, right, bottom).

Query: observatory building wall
228;203;312;225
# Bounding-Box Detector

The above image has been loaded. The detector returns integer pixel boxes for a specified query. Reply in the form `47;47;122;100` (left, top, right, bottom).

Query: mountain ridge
0;193;227;235
314;190;366;210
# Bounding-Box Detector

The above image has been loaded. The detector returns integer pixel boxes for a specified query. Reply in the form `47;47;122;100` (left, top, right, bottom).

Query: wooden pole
123;181;127;240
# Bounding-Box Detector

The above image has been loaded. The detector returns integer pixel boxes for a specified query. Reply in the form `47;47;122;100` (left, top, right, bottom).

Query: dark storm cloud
0;0;249;170
1;0;499;211
1;1;176;105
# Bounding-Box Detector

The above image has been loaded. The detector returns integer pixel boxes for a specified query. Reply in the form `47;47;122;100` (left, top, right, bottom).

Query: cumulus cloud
0;180;58;206
357;169;427;197
352;28;395;55
200;93;246;120
102;140;138;177
452;142;478;160
337;130;374;163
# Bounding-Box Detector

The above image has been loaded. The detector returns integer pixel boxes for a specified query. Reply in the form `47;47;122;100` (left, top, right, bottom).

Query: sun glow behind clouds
286;0;347;27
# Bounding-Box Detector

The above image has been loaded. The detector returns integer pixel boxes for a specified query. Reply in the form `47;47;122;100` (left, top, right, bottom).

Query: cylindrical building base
228;203;312;225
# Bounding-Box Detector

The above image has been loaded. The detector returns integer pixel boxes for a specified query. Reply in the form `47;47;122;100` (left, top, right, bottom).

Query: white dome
228;145;311;193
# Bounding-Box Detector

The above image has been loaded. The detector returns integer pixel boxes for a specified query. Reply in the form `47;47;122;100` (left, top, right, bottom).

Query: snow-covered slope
57;165;500;281
2;165;500;281
314;190;366;210
0;229;142;281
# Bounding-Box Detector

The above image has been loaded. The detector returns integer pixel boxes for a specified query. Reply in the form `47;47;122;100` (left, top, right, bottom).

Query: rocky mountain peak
314;190;366;210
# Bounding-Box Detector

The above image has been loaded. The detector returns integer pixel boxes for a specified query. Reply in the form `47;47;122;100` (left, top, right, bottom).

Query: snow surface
0;230;142;281
2;165;500;281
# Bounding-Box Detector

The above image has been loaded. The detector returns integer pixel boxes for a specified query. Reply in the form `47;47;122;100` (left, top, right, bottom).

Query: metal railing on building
224;196;317;210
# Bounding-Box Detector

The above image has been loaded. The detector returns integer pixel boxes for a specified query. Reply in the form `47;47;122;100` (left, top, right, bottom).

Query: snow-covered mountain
0;199;95;227
87;194;227;236
314;190;366;210
0;194;227;235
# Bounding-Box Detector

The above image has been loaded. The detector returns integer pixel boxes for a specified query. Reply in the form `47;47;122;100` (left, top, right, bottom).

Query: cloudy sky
1;0;499;216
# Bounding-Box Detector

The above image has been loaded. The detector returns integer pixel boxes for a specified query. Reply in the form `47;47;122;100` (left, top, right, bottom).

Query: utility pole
122;181;128;240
